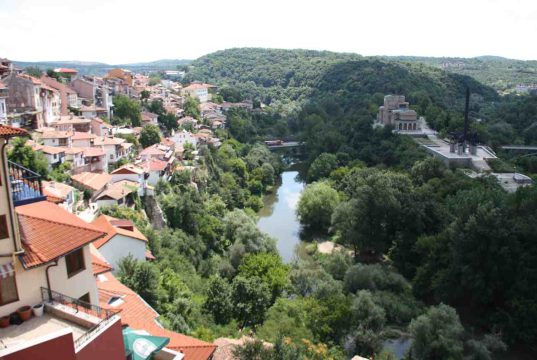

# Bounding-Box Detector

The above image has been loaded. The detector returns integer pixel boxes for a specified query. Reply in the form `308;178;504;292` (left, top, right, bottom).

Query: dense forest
385;56;537;91
169;48;537;359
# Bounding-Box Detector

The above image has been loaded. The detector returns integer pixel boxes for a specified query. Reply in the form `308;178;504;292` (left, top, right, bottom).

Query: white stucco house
171;129;198;149
91;215;148;272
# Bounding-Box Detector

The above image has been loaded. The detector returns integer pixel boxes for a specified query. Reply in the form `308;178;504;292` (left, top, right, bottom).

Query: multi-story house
2;74;44;129
40;76;79;116
181;83;215;103
40;84;61;126
41;130;72;148
42;180;77;213
0;125;126;360
171;129;198;149
91;215;147;271
51;116;91;133
92;136;127;165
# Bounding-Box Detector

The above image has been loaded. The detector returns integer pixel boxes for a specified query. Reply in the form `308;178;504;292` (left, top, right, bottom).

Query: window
0;215;8;239
65;248;85;278
0;274;19;305
79;292;90;304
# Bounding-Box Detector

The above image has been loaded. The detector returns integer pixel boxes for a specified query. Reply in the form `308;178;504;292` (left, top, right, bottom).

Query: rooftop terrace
0;288;118;356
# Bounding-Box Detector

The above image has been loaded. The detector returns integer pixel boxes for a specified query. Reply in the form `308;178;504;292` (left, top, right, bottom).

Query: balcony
0;288;119;354
8;160;46;206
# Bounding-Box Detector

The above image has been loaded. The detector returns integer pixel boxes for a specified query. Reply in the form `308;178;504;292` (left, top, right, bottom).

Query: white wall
0;246;98;317
111;173;143;184
49;246;99;306
147;171;160;186
97;234;145;272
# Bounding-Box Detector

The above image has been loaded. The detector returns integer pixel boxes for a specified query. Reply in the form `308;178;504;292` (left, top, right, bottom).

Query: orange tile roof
111;164;145;175
71;172;111;191
41;130;72;139
97;272;216;360
16;201;105;269
0;125;28;138
54;68;78;74
42;181;74;201
93;136;125;146
91;246;113;275
83;147;106;157
72;131;96;140
94;180;137;201
91;214;147;249
145;249;156;261
139;158;168;172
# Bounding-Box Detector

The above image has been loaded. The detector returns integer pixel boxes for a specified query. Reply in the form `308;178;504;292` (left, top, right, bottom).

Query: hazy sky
1;0;537;63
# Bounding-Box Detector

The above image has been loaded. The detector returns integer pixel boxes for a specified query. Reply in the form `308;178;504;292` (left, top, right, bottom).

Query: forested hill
187;48;497;108
187;48;503;140
383;55;537;91
310;59;498;113
185;48;364;103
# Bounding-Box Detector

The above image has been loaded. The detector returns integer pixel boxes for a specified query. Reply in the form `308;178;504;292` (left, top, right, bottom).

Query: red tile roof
16;201;105;269
42;181;74;202
139;158;168;172
72;131;96;140
91;246;113;275
71;172;112;191
91;215;147;249
145;249;156;261
97;272;216;360
0;125;28;138
54;68;78;74
41;130;72;139
83;147;106;157
111;164;145;175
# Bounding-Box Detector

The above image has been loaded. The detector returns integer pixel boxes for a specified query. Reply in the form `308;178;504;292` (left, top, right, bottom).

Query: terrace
8;160;46;206
0;288;119;354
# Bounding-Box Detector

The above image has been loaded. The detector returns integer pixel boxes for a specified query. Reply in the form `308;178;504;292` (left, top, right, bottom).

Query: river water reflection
257;171;304;263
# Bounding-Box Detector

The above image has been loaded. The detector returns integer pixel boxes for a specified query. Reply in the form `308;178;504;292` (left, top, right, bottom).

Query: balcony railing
8;160;46;206
40;287;118;350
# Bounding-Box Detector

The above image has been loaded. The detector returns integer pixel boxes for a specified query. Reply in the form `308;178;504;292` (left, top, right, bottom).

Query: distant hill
13;59;192;76
381;55;537;90
185;48;497;108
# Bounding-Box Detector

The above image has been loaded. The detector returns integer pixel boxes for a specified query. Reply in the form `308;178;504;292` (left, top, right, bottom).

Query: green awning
122;327;170;360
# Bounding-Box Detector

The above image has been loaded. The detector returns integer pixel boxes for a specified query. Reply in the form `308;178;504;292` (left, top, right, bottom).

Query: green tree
113;95;142;126
8;137;49;177
232;339;272;360
158;112;178;133
140;90;150;102
231;276;272;328
183;96;200;119
297;182;340;232
131;262;160;307
139;124;161;148
49;162;71;182
238;253;289;301
307;153;338;182
409;304;464;360
203;276;233;324
25;66;42;78
331;168;413;259
350;290;386;332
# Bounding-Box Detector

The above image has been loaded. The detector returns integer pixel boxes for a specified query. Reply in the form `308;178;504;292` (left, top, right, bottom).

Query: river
257;170;304;263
